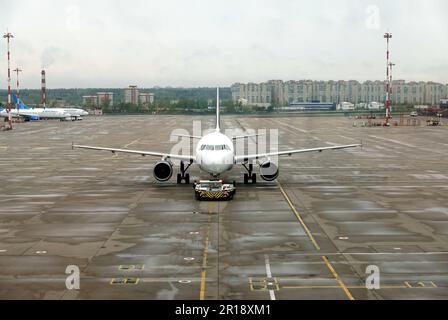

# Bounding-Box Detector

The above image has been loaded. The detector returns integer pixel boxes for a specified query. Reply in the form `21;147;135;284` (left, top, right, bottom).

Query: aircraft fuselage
196;131;234;176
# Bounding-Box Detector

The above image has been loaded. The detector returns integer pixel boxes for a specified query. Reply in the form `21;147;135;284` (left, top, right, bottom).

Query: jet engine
153;160;173;181
259;161;279;181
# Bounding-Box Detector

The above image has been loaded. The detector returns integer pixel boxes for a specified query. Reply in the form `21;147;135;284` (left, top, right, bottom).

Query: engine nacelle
259;161;279;181
153;160;173;181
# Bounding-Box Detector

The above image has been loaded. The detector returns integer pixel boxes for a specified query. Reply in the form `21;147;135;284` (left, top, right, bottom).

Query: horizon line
1;78;448;91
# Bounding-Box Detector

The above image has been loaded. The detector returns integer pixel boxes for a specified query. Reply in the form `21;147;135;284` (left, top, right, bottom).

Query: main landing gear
243;163;257;184
177;160;192;184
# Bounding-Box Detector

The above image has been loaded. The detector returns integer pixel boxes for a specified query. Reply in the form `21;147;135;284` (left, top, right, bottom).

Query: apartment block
231;80;448;106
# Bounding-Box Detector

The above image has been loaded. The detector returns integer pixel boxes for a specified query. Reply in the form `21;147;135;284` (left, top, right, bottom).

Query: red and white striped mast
389;61;395;99
384;32;393;126
13;67;22;114
3;31;14;129
41;70;46;109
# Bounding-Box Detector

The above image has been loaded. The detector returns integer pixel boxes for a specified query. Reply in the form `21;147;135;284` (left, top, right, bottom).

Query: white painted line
264;254;276;301
337;135;359;142
265;255;273;278
370;134;448;156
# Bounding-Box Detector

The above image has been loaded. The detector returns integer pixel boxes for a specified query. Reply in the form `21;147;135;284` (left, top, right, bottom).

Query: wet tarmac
0;115;447;300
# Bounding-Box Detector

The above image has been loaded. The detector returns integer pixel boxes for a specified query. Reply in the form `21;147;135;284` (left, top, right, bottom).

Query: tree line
0;87;232;107
0;87;272;114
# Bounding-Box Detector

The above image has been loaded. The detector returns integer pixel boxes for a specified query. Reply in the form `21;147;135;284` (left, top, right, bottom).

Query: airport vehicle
73;88;360;184
194;180;236;200
426;118;440;126
0;95;88;121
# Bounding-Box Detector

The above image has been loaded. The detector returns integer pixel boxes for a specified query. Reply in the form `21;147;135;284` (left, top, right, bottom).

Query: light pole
384;32;393;126
13;67;22;114
3;31;14;129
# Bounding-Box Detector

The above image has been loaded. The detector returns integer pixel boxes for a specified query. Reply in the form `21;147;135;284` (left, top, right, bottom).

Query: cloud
1;0;447;88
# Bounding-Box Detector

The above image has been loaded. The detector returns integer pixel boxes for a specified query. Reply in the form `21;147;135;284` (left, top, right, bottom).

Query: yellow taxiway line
278;182;321;251
322;256;355;300
199;203;214;300
277;183;356;299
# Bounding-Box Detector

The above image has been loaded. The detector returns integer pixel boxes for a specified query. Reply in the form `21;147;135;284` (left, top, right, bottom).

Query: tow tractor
193;180;236;201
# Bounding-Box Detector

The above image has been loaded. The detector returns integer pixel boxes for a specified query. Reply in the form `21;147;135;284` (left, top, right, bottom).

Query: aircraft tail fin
12;94;19;106
13;94;30;110
216;87;220;131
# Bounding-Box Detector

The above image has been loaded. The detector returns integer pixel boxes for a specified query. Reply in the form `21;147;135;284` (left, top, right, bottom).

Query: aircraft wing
72;144;195;162
232;133;265;140
171;134;202;140
172;133;266;140
234;144;361;163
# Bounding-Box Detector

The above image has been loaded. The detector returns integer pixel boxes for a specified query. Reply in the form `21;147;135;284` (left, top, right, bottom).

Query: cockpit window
200;145;215;151
215;145;231;150
200;144;230;151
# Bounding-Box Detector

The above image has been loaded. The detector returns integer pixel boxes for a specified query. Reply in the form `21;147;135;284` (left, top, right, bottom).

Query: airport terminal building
231;80;448;107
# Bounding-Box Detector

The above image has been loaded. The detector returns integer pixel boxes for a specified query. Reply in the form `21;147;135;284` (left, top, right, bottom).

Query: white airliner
1;105;67;120
52;107;89;119
0;95;88;121
73;88;360;184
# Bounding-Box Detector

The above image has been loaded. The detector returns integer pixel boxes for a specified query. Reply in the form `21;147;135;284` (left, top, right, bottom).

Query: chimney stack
41;70;46;108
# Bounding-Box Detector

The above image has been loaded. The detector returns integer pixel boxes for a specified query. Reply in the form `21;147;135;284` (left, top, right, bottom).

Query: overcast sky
1;0;447;88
